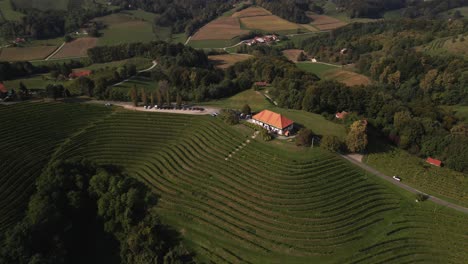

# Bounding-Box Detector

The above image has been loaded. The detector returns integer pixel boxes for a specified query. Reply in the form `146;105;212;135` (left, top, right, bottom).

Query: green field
206;89;350;139
80;57;152;71
12;0;68;10
451;105;468;121
189;38;240;49
3;74;65;91
0;0;24;21
296;62;340;77
1;102;467;263
94;13;157;46
365;136;468;207
112;75;158;92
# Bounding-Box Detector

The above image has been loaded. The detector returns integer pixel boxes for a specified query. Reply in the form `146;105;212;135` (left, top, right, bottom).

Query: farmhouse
335;111;349;119
252;110;294;135
246;35;279;46
426;157;442;167
254;81;269;87
69;70;92;79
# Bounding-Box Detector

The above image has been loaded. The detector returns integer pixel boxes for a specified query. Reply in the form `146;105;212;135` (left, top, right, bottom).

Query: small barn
69;70;92;79
252;110;294;136
335;111;349;119
426;157;442;167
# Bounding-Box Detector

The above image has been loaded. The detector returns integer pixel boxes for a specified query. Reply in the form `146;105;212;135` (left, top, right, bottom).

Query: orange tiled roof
253;110;294;129
0;83;7;93
426;157;442;167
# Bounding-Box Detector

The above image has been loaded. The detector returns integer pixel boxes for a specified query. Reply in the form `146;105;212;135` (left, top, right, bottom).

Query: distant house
246;35;279;46
426;157;442;167
311;57;317;63
340;48;348;55
14;37;26;44
0;83;8;99
69;70;92;79
254;81;269;87
252;110;294;136
335;111;348;119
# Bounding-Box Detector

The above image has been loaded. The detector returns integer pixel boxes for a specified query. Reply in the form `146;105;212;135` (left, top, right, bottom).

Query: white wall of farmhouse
252;119;293;135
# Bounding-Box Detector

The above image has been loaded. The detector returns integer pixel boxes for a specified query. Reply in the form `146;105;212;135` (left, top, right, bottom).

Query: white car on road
392;175;401;181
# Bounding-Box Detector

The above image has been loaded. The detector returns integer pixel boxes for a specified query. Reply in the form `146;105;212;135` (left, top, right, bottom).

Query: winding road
341;154;468;214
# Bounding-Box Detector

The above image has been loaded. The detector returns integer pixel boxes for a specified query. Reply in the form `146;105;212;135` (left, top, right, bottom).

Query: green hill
1;102;467;263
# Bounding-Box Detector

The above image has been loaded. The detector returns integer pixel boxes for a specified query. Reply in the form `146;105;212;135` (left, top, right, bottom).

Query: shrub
260;128;272;141
416;193;429;202
220;109;239;125
320;135;343;152
296;128;314;147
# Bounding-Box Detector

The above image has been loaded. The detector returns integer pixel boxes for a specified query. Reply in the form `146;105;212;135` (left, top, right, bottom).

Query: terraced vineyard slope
0;102;111;233
45;106;468;263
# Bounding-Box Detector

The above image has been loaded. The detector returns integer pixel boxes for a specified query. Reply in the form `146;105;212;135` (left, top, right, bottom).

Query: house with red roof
69;70;92;79
252;110;294;136
426;157;442;167
335;111;349;119
0;83;8;99
254;81;269;87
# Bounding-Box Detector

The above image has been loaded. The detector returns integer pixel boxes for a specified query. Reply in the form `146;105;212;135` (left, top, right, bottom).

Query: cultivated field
192;17;249;41
0;45;58;61
1;102;468;263
208;54;252;69
0;102;111;234
308;13;348;31
282;49;306;62
232;7;271;17
322;69;372;86
240;15;301;32
424;36;467;58
94;13;156;46
50;37;98;59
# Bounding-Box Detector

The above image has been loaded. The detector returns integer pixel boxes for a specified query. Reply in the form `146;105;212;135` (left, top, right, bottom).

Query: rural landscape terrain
0;0;467;263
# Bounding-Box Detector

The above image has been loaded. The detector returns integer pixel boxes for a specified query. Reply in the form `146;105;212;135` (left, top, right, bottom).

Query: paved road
340;154;468;214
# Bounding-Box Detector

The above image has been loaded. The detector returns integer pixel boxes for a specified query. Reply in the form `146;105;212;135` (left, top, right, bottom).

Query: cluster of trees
0;6;111;40
255;0;311;24
109;0;233;36
301;20;468;104
0;158;195;263
278;77;468;172
0;60;86;82
332;0;467;19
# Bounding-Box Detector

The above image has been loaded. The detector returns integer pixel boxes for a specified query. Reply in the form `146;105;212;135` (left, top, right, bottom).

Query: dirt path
113;61;157;86
340;154;468;214
88;100;220;115
45;42;66;61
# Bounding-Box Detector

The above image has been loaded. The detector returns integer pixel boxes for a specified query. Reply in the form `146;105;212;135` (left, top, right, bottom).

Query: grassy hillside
0;0;24;21
0;102;112;234
12;0;68;10
1;102;467;263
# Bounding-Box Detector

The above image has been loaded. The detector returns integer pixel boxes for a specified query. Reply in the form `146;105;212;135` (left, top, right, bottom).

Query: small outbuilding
0;83;8;99
252;110;294;135
426;157;442;167
69;70;92;79
335;111;348;119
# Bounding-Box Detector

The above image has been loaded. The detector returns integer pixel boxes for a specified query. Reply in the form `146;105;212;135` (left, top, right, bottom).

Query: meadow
0;102;466;263
307;12;348;31
296;62;339;77
94;13;156;46
3;74;65;90
0;0;24;21
12;0;68;10
208;54;252;69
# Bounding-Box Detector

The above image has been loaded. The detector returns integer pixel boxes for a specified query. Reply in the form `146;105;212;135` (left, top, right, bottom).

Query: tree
141;88;147;106
297;52;307;62
176;93;182;108
130;86;138;107
259;128;272;141
75;77;95;96
346;121;368;152
150;91;155;107
241;104;251;115
219;109;239;125
320;135;342;152
155;88;162;107
296;128;313;147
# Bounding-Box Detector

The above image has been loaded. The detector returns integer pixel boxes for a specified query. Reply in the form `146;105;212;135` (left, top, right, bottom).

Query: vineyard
0;102;111;234
1;102;467;263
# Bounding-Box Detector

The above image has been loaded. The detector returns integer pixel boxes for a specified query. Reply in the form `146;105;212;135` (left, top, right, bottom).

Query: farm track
29;105;467;263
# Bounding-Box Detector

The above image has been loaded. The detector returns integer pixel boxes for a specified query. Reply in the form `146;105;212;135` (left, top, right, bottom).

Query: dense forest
0;158;195;263
332;0;468;18
255;0;311;23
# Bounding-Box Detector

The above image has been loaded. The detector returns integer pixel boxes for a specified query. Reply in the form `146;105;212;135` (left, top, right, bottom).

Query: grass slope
0;102;467;263
12;0;68;10
0;0;24;21
0;102;112;234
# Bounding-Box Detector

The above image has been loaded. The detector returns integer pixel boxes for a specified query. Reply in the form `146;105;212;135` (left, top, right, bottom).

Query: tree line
0;158;195;264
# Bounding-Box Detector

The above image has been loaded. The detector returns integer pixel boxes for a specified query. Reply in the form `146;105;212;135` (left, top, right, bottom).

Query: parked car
392;176;401;182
